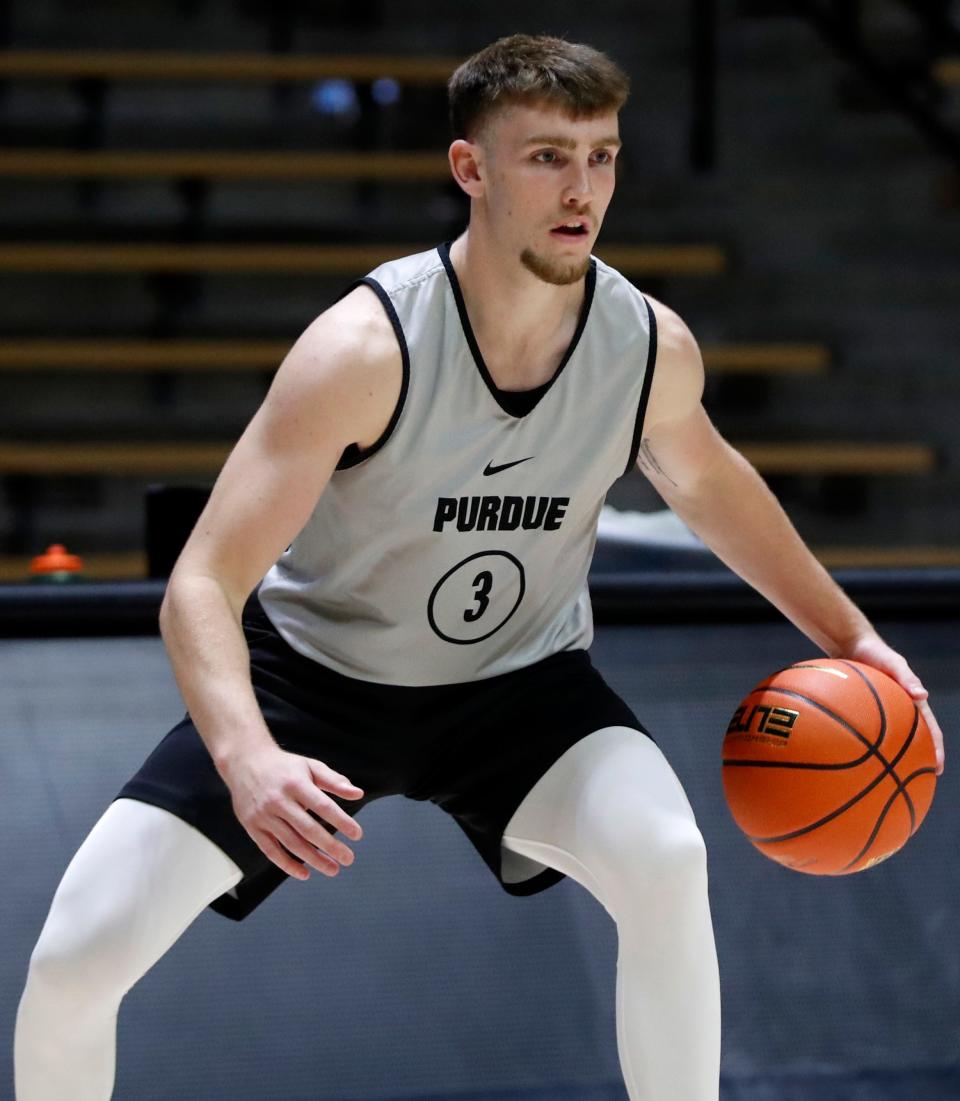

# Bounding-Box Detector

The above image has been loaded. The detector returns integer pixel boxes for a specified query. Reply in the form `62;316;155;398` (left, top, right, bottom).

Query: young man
15;34;943;1101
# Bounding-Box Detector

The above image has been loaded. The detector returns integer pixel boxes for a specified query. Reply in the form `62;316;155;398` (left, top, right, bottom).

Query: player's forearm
662;446;876;656
159;574;277;777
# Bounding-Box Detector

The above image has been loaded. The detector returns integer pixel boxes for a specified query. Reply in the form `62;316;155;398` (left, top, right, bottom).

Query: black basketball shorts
116;594;653;921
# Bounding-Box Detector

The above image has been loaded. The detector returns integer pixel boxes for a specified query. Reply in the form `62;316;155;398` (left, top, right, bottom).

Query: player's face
478;102;621;285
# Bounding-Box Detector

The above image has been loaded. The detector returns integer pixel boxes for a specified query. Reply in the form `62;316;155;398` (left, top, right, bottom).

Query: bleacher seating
0;440;936;478
0;51;459;83
0;241;729;274
0;38;956;572
0;149;453;181
932;57;960;85
0;337;831;374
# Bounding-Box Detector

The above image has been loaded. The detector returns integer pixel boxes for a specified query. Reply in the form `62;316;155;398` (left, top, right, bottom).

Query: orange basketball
721;658;938;874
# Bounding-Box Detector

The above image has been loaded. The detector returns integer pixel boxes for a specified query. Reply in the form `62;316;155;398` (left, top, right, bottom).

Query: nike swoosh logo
483;456;535;476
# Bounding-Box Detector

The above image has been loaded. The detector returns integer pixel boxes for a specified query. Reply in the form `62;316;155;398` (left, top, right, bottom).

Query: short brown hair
448;34;629;141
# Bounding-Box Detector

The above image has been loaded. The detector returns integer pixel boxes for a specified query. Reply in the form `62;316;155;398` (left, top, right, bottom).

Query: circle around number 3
427;550;526;645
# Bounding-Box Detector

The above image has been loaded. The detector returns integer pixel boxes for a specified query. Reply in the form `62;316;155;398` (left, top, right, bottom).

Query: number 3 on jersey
464;570;493;622
427;551;526;645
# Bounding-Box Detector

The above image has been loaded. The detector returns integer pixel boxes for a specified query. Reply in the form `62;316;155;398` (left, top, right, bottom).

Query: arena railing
2;567;959;638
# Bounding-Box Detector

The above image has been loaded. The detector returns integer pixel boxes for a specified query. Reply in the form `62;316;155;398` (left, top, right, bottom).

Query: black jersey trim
437;240;597;420
494;378;552;416
623;293;659;476
333;277;411;471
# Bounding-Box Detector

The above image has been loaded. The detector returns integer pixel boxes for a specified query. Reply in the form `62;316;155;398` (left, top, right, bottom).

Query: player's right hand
221;745;364;880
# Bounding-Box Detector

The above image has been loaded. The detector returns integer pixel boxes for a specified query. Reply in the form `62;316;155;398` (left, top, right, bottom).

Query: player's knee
635;817;707;883
660;821;709;887
26;892;135;1009
596;814;709;907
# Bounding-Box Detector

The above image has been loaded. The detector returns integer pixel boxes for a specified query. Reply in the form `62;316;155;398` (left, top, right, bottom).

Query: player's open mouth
550;221;589;238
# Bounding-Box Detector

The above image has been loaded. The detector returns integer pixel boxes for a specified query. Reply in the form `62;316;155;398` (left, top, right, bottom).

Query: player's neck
448;231;586;389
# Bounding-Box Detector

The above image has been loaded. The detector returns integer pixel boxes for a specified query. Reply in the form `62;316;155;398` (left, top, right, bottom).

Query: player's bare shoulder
273;283;403;454
642;294;705;431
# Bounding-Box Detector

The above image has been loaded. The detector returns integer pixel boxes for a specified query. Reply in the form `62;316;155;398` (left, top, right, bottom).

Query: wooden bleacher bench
700;343;829;374
0;51;459;84
3;543;959;582
932;57;960;86
0;149;452;182
0;442;232;476
0;242;729;276
0;441;935;478
734;442;936;475
0;338;830;375
0;339;289;370
811;547;960;569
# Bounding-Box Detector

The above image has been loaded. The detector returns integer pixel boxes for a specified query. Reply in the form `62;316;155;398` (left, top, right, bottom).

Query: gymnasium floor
3;617;957;1100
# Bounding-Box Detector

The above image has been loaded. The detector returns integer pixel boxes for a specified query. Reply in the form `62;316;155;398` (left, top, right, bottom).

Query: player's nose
563;162;593;204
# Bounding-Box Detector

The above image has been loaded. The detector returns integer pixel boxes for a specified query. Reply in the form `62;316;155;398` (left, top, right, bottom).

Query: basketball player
15;34;943;1101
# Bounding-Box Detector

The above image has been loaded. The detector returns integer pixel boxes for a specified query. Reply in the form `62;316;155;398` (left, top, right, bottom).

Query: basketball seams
743;700;924;852
841;765;935;871
835;697;921;862
722;758;864;771
903;767;939;834
884;703;920;779
745;763;893;844
723;658;938;874
839;660;887;749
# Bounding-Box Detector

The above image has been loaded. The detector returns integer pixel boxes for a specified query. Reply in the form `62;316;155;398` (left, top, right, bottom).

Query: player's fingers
902;667;928;700
251;827;312;881
918;698;945;775
875;652;926;700
288;804;356;865
308;759;365;801
271;817;340;877
303;791;364;841
886;657;943;774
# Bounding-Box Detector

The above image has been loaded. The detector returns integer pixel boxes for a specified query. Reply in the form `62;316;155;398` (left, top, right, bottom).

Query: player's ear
449;139;484;198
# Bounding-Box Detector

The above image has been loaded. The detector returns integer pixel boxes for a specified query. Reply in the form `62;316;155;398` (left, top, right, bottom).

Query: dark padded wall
2;618;957;1100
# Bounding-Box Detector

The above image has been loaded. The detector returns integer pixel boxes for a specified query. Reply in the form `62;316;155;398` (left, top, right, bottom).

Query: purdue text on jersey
433;495;569;533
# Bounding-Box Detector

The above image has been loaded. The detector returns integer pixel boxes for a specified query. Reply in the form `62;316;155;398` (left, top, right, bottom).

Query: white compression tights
15;726;719;1101
14;799;244;1101
502;726;721;1100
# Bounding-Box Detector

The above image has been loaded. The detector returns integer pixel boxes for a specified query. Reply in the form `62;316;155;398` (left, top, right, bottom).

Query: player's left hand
843;634;944;776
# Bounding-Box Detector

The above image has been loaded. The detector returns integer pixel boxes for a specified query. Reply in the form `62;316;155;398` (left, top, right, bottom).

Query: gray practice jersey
258;242;657;686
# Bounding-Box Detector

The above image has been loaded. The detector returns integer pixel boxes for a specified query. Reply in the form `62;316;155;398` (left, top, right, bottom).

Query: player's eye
592;149;614;164
533;150;560;163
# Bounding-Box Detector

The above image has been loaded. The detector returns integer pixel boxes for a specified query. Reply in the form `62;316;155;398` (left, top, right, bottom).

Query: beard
520;246;591;286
